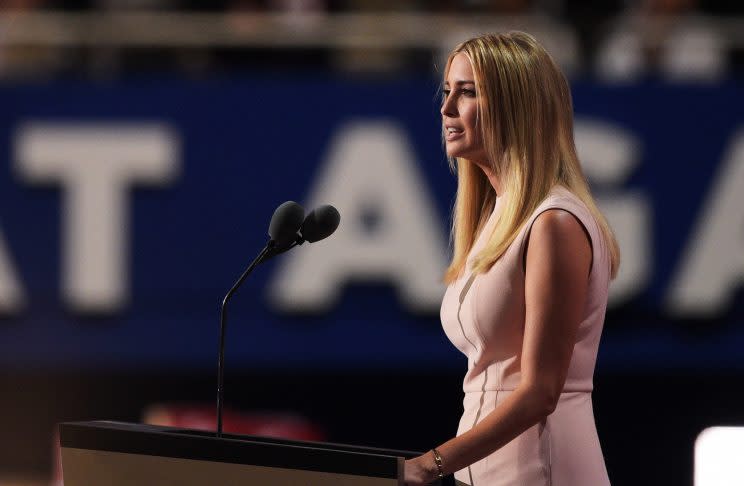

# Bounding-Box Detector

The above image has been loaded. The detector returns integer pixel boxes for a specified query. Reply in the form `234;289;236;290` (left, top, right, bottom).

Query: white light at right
695;427;744;486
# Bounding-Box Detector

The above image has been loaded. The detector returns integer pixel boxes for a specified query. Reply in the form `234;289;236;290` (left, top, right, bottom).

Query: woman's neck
479;164;502;195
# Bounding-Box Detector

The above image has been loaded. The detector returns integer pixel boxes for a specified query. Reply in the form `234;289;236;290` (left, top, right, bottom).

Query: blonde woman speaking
404;32;619;486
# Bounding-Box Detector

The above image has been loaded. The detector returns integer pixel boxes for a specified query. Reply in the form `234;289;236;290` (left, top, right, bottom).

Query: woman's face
441;52;488;165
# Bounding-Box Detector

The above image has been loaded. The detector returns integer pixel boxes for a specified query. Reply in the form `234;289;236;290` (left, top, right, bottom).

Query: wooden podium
59;421;454;485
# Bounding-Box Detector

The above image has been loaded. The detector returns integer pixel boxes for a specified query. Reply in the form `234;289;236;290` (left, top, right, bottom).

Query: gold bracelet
431;448;444;479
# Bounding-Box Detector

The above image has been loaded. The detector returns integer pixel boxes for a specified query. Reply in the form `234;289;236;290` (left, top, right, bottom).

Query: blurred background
1;0;744;485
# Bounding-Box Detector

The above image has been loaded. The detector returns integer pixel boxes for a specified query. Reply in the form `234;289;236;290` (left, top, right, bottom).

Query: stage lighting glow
695;427;744;486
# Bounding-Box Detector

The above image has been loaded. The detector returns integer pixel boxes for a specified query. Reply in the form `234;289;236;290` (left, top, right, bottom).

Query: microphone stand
214;206;337;436
216;242;274;437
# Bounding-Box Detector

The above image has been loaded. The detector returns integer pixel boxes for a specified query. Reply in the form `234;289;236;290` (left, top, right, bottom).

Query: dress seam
469;274;489;356
457;274;479;356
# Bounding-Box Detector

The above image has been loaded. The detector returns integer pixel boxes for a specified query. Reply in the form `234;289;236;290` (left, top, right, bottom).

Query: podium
59;421;454;485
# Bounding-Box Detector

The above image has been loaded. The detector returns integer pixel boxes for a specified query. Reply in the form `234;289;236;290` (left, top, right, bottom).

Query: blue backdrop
0;77;743;371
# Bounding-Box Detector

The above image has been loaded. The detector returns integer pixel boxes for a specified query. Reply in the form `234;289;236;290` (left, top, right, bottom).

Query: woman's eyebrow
443;80;476;86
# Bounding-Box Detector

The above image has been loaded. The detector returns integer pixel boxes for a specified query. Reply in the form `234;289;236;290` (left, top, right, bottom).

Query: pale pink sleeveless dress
441;185;612;486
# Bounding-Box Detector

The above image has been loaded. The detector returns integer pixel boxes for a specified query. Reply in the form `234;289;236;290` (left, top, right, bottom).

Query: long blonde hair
443;32;620;283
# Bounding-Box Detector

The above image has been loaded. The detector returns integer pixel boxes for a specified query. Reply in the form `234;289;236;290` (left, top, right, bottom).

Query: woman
404;32;620;485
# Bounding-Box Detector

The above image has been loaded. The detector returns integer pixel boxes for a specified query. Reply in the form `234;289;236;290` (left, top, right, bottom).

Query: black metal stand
216;243;273;437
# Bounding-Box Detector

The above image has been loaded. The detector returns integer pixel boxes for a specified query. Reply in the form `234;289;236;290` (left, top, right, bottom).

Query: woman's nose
441;94;456;118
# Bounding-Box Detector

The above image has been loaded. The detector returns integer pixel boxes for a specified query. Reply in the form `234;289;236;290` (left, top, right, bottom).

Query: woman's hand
404;452;438;485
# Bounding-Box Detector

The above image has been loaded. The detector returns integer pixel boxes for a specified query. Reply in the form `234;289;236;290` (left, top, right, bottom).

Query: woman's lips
445;127;464;141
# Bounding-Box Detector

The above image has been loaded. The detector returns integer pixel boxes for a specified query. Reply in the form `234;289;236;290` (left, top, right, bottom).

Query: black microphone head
268;201;305;247
301;205;340;243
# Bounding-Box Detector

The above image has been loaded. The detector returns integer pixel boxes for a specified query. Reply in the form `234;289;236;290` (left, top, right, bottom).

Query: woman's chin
445;147;464;159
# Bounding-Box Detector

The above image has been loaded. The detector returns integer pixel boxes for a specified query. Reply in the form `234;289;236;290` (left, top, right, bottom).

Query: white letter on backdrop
0;229;25;314
15;123;179;314
575;118;651;306
667;128;744;316
269;121;448;313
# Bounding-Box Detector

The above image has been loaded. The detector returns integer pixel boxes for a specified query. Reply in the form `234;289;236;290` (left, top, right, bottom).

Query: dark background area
2;369;740;486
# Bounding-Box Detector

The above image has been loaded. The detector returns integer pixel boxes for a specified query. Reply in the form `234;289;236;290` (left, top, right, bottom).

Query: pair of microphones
263;201;341;262
216;201;340;437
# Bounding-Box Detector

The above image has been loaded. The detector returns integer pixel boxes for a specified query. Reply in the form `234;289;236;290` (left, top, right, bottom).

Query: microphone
216;200;305;437
259;204;341;263
300;204;341;243
268;201;305;248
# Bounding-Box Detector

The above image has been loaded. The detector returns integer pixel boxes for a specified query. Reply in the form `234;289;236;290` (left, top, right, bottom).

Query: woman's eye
441;88;475;101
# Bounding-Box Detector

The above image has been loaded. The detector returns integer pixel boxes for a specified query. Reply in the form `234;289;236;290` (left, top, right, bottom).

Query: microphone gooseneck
216;200;306;437
215;201;340;437
216;244;273;437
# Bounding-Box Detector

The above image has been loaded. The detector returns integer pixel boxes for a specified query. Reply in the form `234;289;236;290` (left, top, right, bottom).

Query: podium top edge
59;420;416;480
